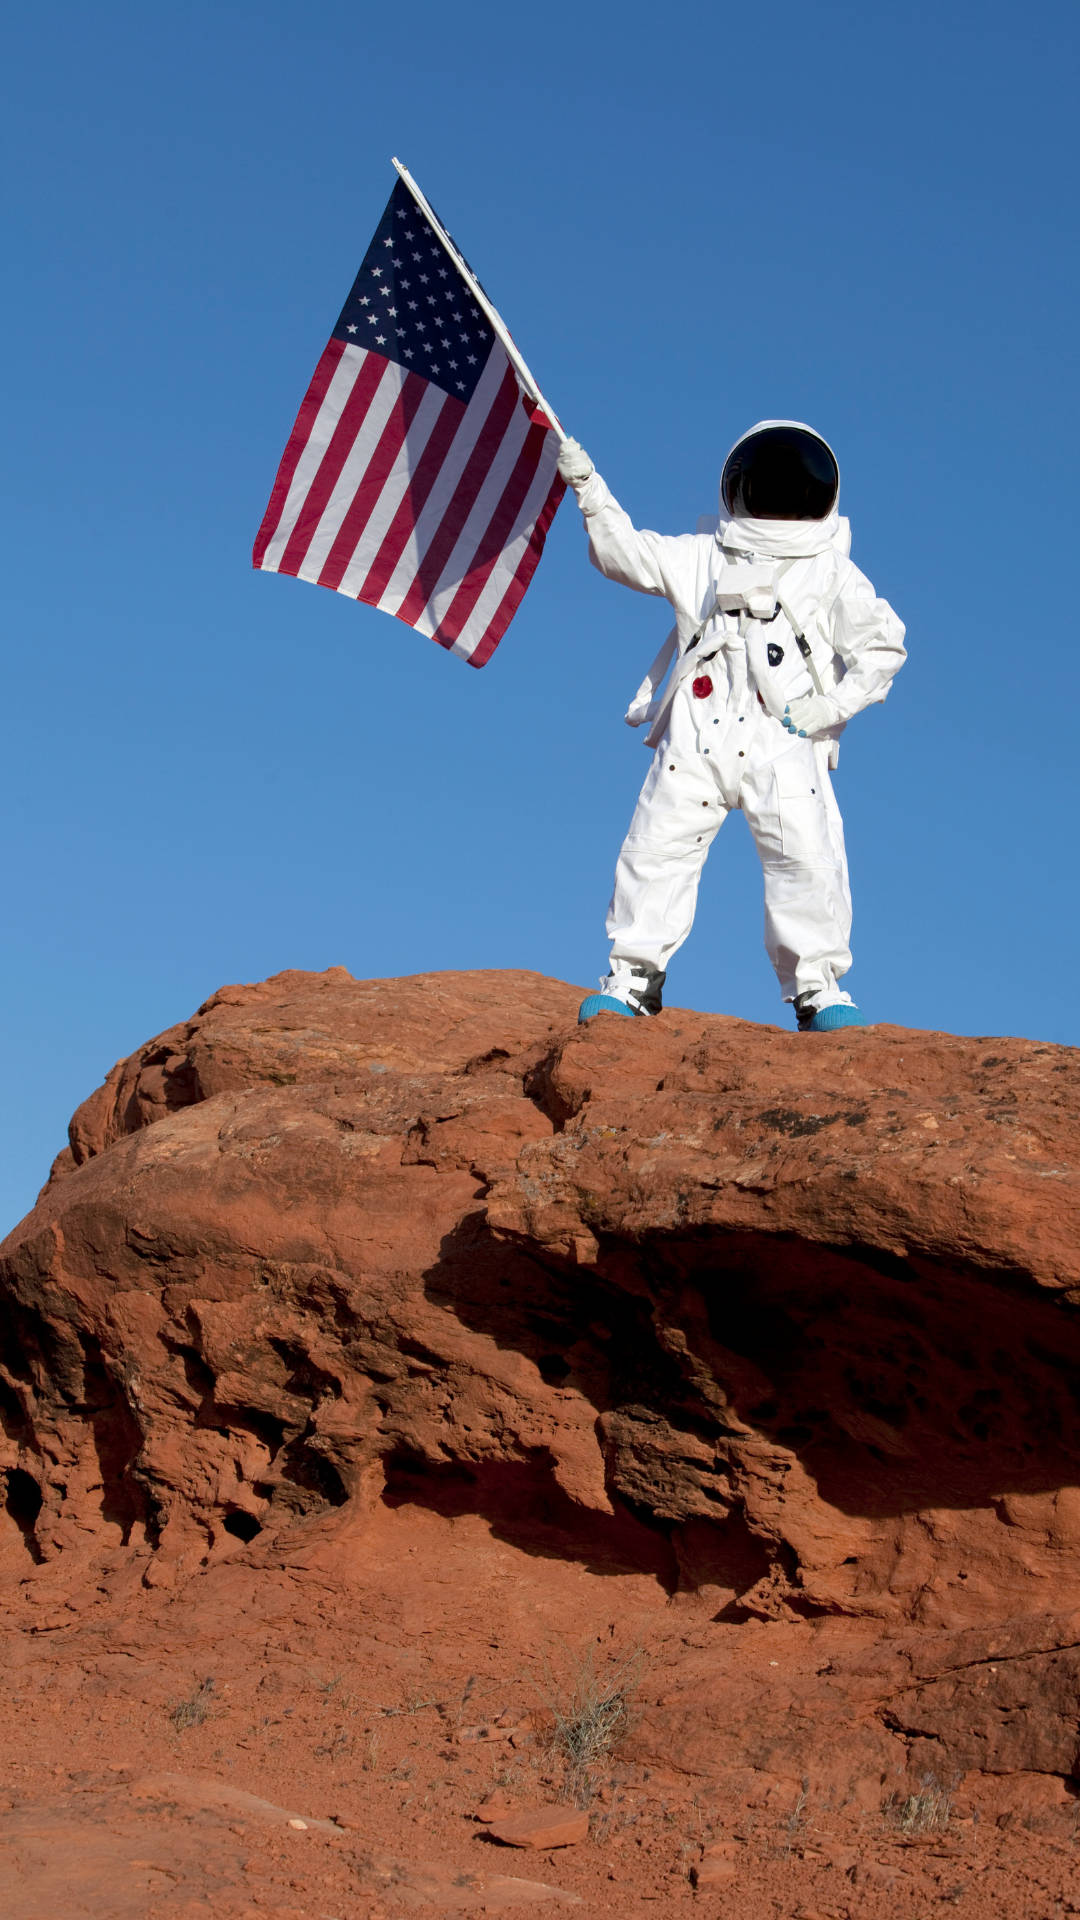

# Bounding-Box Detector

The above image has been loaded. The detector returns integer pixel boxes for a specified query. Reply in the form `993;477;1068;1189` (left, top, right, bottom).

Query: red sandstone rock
692;1854;737;1885
486;1808;590;1849
4;965;1080;1858
477;1789;520;1820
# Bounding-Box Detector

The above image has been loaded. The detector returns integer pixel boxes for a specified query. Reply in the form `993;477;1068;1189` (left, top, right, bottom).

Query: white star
403;347;414;358
359;296;370;306
412;251;423;261
448;358;458;369
459;332;470;342
451;310;462;321
346;323;358;334
387;306;398;317
416;321;426;332
456;380;466;392
444;288;455;300
399;278;411;289
383;237;393;247
367;314;377;324
419;273;429;284
408;300;418;310
376;334;387;345
467;355;477;365
427;294;437;305
372;267;383;278
470;306;480;318
392;257;402;266
431;363;440;374
438;267;449;279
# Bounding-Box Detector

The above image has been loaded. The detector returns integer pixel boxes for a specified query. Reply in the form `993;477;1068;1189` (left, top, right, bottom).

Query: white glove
557;437;594;486
782;693;840;738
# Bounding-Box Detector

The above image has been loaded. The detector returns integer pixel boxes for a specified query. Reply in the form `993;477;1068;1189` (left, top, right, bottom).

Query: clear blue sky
3;1;1077;1233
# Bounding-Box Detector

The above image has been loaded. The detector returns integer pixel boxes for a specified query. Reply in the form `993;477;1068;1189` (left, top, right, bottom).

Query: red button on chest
692;676;714;699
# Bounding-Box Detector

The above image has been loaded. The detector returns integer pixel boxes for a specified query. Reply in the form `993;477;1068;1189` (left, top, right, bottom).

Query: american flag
253;177;565;668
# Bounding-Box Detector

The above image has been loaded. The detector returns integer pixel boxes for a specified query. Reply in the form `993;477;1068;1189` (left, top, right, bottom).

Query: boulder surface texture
4;966;1080;1815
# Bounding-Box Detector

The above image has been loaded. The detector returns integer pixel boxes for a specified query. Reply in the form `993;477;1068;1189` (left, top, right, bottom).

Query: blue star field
332;179;495;402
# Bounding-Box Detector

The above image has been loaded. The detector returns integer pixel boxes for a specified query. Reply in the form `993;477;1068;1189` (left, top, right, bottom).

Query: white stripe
416;398;533;643
377;344;509;615
291;359;408;585
446;436;561;660
333;379;449;600
260;346;367;573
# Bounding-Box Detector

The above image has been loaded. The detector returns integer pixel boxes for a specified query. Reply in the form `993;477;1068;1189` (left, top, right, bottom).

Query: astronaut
559;421;906;1031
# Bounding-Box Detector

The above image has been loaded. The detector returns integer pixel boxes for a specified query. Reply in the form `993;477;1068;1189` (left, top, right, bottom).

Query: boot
794;991;867;1033
578;962;666;1024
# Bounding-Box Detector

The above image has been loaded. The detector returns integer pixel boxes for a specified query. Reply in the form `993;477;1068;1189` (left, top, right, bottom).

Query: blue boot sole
578;993;636;1023
805;1004;868;1032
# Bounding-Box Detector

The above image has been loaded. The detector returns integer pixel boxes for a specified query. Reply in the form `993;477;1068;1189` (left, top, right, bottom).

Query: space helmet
720;421;839;522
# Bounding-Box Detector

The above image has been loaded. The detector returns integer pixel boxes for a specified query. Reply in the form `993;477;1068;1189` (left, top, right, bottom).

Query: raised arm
558;438;694;606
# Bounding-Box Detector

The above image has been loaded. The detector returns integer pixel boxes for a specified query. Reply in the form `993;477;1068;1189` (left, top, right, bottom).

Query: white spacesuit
560;422;906;1031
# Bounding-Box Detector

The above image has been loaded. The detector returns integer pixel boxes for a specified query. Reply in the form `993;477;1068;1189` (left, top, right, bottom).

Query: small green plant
168;1678;215;1732
539;1644;645;1808
884;1774;953;1834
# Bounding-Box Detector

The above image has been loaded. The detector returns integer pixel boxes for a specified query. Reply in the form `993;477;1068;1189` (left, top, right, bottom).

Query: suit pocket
772;749;831;862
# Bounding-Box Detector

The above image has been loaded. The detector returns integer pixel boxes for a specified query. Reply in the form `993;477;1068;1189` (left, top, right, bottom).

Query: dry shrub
884;1774;953;1834
537;1644;645;1807
168;1677;215;1732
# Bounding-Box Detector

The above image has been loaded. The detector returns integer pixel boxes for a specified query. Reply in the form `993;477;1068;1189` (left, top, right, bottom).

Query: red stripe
394;363;521;628
253;339;345;568
353;389;465;607
466;473;566;668
316;368;432;593
432;415;556;650
256;342;562;671
275;350;388;580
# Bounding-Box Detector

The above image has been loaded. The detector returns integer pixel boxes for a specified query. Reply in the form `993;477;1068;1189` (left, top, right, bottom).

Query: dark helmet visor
721;425;839;521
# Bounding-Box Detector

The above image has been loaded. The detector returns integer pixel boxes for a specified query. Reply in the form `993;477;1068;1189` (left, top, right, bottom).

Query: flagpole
391;157;566;441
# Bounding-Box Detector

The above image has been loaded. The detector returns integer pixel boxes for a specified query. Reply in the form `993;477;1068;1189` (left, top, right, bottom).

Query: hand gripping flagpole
391;157;566;442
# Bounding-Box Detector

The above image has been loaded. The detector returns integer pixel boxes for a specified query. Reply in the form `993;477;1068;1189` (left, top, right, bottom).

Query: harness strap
625;590;726;729
627;554;842;733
